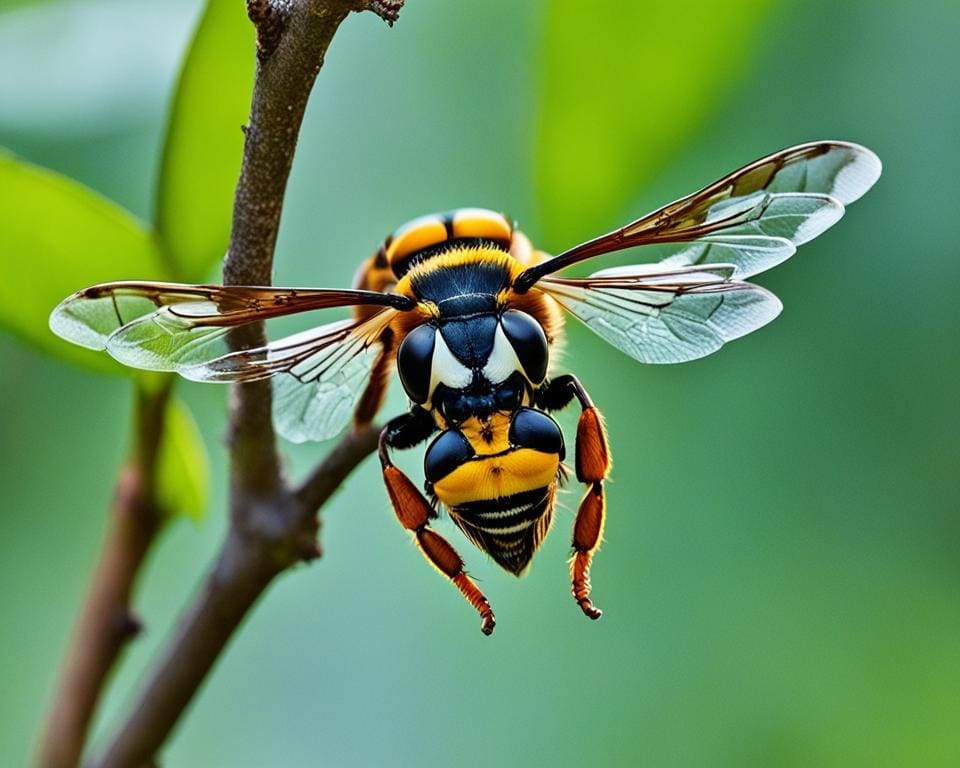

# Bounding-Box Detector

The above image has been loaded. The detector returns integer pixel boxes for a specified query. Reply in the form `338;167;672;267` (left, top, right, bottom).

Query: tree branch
88;2;402;766
295;423;381;520
35;380;172;768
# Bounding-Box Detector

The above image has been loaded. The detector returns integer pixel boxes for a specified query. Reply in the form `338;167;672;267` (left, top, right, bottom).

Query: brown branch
82;425;380;768
35;380;173;768
295;423;381;519
88;3;403;766
86;527;285;768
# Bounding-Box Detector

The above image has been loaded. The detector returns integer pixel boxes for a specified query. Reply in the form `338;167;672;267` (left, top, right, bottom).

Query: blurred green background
2;0;958;766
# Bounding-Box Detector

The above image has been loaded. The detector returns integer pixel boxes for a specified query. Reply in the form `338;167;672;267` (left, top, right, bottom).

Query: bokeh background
2;0;958;765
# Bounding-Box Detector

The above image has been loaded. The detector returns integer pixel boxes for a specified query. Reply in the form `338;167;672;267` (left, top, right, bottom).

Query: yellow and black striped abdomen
383;208;513;278
448;486;558;576
352;208;515;318
425;411;564;575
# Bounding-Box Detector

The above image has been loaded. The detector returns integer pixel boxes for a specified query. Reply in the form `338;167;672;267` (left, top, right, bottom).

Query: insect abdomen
450;487;557;575
383;208;513;277
424;410;564;575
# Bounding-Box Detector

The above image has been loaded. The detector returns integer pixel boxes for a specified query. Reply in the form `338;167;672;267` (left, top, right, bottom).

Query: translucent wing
271;316;393;443
49;280;413;357
515;141;881;288
49;280;411;442
170;310;396;443
538;264;781;364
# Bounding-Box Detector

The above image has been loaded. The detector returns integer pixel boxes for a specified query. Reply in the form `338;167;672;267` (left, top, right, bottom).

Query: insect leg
353;328;396;427
380;405;435;449
378;419;496;635
351;245;404;427
538;375;610;620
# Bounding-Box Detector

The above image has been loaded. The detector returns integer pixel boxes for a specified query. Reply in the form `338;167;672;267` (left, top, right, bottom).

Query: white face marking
429;331;473;397
482;324;523;386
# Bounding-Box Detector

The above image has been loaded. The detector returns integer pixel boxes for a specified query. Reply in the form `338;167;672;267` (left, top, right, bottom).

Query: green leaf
155;0;256;282
535;0;774;246
0;150;168;373
157;395;210;522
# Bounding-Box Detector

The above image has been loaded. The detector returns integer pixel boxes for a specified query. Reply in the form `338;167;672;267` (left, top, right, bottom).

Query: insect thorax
394;247;549;423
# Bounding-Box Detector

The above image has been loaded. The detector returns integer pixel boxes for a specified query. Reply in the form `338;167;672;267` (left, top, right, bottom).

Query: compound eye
508;407;564;457
397;323;436;404
501;310;548;384
424;429;476;484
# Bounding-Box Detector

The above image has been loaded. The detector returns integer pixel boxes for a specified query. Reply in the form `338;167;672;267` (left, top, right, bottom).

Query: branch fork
36;2;403;766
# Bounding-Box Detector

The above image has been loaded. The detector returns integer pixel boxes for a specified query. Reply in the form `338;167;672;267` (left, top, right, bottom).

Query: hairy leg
378;414;495;634
538;375;610;619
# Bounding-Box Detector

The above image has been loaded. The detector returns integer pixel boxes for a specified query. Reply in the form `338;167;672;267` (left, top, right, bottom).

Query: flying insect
50;141;881;634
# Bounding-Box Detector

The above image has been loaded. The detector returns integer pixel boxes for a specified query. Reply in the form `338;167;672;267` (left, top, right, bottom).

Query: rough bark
36;3;402;767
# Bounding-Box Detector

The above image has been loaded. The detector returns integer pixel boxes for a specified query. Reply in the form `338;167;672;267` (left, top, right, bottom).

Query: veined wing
49;280;413;370
538;264;781;364
172;310;396;443
515;141;881;288
49;280;411;442
271;314;393;443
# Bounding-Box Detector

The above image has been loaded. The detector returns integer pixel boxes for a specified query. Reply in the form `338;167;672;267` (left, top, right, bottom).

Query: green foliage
4;2;960;765
0;0;256;522
155;0;256;282
0;150;167;373
536;0;773;246
157;396;210;522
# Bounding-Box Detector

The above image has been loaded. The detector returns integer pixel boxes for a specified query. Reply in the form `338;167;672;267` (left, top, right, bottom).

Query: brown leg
353;333;393;426
351;248;401;426
541;375;610;620
571;481;605;620
379;427;496;635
